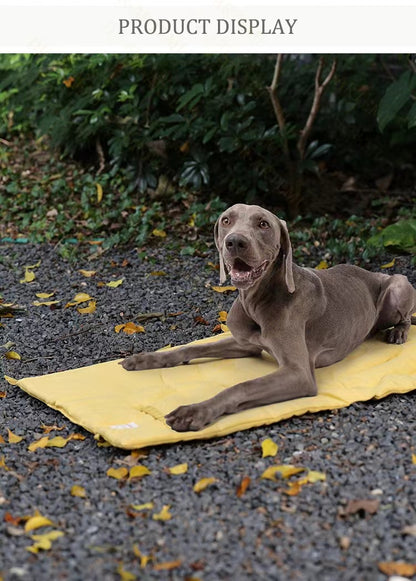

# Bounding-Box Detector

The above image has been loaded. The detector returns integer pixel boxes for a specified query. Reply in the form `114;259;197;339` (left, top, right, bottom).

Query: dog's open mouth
228;258;269;288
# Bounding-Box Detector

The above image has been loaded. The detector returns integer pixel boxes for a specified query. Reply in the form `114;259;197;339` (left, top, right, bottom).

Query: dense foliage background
0;54;415;258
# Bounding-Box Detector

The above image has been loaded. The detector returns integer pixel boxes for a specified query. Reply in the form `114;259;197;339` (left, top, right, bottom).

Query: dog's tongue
230;259;252;282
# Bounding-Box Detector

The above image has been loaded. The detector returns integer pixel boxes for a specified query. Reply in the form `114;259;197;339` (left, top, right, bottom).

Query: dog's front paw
119;352;159;371
165;404;212;432
385;324;409;345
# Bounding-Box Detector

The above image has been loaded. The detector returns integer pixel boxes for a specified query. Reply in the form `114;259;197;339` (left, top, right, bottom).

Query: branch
267;54;290;159
297;57;337;160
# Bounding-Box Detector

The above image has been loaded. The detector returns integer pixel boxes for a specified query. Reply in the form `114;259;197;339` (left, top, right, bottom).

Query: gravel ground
0;242;415;581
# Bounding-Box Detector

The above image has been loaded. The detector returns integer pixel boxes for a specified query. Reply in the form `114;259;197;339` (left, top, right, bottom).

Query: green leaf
408;101;416;129
367;219;416;253
377;70;416;132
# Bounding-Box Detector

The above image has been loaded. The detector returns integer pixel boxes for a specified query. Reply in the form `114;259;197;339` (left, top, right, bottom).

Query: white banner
0;4;415;52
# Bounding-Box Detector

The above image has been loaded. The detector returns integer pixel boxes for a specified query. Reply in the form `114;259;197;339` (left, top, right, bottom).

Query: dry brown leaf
41;424;66;434
378;561;416;576
402;524;416;536
0;454;9;470
153;559;182;571
0;434;5;443
150;271;166;276
236;476;251;498
342;498;380;517
0;391;6;399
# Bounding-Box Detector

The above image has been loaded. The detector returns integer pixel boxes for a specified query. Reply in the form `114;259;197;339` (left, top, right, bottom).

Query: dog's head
214;203;295;293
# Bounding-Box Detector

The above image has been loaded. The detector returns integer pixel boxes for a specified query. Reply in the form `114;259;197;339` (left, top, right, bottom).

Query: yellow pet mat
17;327;416;449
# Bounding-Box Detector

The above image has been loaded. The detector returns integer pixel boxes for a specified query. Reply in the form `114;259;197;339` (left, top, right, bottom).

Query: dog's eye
222;216;230;226
259;220;270;229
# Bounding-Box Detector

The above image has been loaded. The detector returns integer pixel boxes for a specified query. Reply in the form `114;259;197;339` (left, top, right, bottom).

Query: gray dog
121;204;416;432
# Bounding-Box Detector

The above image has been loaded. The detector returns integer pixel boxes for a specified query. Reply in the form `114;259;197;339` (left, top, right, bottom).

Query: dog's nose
225;233;249;253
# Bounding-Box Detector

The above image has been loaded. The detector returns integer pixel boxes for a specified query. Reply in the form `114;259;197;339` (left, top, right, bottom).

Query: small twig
297;57;337;160
22;355;56;364
0;305;27;316
96;138;105;175
267;54;290;159
0;137;12;146
53;323;107;342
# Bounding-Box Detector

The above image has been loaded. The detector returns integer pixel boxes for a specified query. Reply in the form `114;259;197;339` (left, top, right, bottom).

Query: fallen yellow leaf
70;485;87;498
152;505;172;521
218;311;228;322
381;259;396;269
77;300;96;314
4;375;18;386
116;564;136;581
261;465;305;481
168;463;188;475
412;453;416;465
133;545;152;568
47;436;70;448
20;268;36;284
24;512;54;532
7;429;23;444
315;260;328;270
107;467;128;480
106;279;124;288
131;502;154;511
115;322;145;335
27;530;64;554
65;292;93;308
129;465;151;479
35;292;55;299
4;351;21;361
153;559;182;571
32;300;61;307
0;455;9;470
150;271;166;276
261;438;278;458
193;477;218;493
152;229;166;238
28;436;49;452
306;470;326;483
211;285;237;293
79;269;96;278
96;183;103;204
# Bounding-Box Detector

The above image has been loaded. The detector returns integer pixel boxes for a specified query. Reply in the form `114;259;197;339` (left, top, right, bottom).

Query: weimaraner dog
121;204;416;432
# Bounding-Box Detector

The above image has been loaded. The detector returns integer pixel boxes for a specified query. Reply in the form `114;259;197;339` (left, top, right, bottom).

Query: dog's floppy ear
214;217;227;284
278;218;295;294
